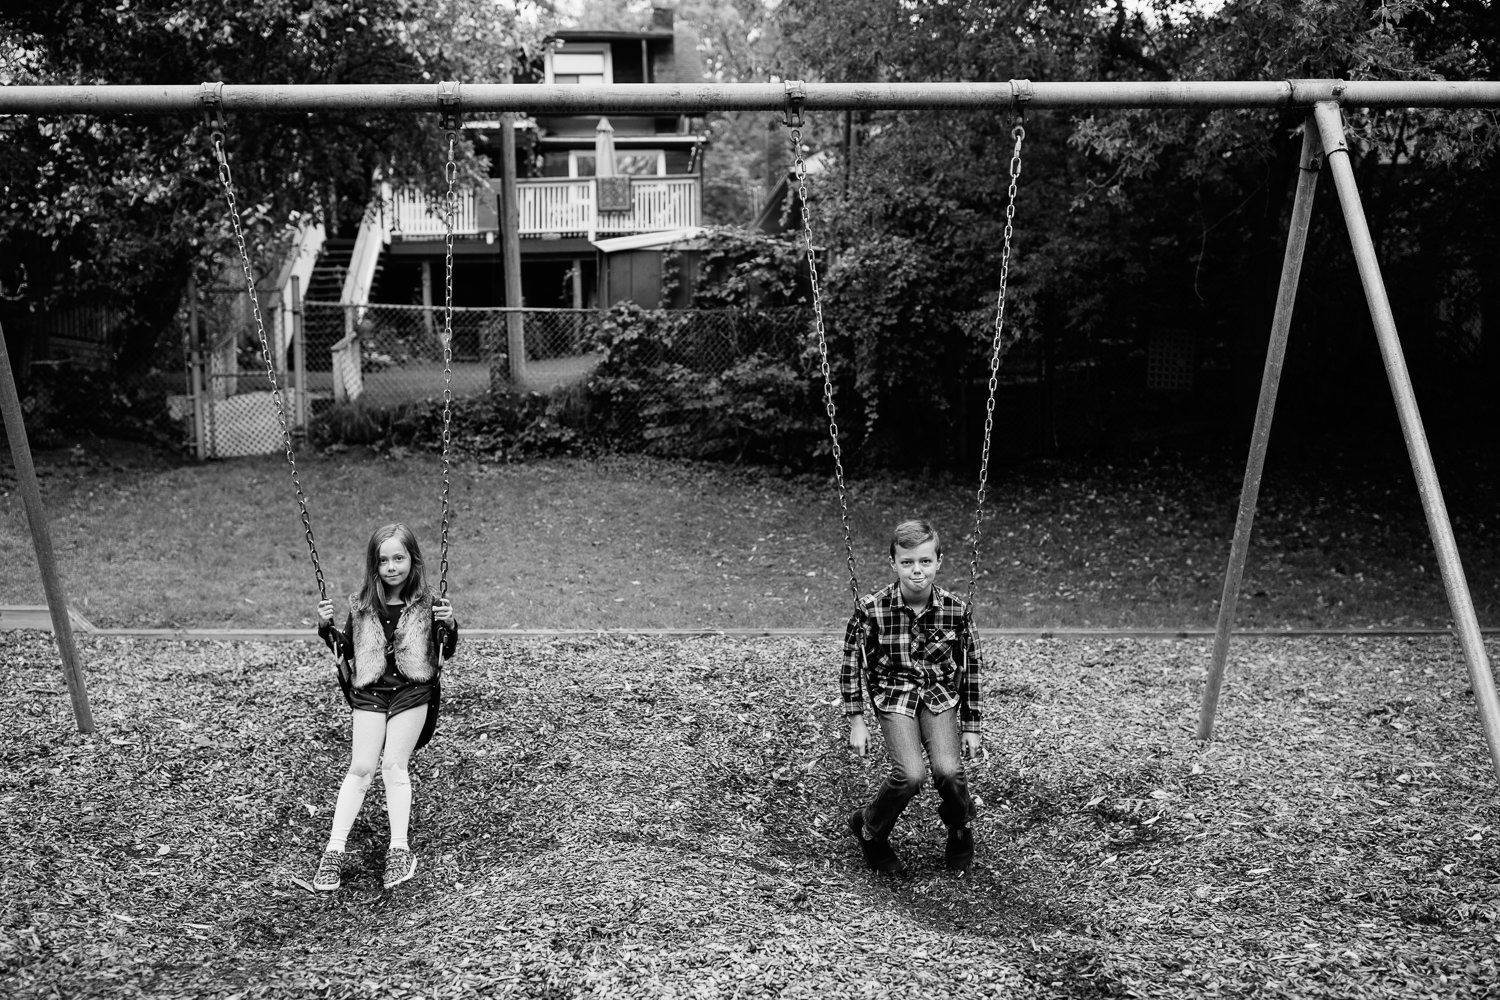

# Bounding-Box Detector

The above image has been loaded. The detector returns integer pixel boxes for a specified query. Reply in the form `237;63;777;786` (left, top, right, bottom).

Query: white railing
342;212;387;307
609;177;698;235
522;179;594;235
388;177;699;240
330;204;393;401
390;185;481;237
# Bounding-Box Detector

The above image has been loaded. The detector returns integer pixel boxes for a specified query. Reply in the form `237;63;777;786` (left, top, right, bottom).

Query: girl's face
377;537;412;596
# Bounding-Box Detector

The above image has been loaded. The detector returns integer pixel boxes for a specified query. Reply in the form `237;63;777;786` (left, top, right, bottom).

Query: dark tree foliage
769;0;1498;460
0;0;544;373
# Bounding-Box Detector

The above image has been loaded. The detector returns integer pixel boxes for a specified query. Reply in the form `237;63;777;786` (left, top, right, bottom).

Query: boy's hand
317;599;334;625
433;598;454;624
962;732;984;760
847;714;869;757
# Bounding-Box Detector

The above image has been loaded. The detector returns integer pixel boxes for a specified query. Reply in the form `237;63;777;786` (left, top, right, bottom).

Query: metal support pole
0;321;95;733
4;80;1500;115
1198;123;1323;740
1311;101;1500;783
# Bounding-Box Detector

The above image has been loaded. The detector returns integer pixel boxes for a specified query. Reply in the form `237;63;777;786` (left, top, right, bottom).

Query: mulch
2;630;1498;999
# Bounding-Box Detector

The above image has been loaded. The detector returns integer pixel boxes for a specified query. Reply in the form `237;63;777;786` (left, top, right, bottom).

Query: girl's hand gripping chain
432;598;454;625
847;714;870;757
317;598;335;625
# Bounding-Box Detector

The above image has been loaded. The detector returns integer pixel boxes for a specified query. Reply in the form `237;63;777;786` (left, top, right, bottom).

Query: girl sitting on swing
311;522;457;891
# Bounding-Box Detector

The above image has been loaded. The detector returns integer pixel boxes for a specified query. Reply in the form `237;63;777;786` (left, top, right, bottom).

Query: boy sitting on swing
842;518;982;874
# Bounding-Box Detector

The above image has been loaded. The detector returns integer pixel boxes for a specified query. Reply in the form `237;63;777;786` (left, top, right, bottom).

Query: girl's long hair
356;522;429;609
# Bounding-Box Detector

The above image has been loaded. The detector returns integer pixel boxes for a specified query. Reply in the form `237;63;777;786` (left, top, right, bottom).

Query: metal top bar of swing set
4;79;1500;115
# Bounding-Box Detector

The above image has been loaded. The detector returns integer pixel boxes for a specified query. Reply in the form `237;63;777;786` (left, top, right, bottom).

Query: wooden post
499;77;528;388
0;320;95;733
420;260;434;337
188;274;208;460
291;276;306;430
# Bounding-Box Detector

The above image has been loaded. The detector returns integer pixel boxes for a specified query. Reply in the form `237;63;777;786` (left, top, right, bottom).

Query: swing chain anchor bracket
438;80;462;133
198;81;226;139
1009;78;1033;127
783;80;806;129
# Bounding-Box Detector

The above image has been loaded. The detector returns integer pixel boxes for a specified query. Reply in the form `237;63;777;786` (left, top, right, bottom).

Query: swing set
1;79;1496;788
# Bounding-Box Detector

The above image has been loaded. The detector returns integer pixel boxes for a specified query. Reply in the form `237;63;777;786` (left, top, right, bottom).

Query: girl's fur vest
329;592;451;688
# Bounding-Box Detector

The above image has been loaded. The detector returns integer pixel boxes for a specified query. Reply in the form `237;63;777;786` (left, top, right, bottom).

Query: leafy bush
308;387;587;462
582;302;825;466
665;226;811;309
13;363;180;450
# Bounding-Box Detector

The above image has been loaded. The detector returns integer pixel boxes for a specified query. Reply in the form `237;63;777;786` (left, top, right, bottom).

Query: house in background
314;5;708;323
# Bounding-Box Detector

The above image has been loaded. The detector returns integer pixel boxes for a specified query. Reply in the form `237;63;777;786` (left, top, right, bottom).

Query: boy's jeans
860;704;973;839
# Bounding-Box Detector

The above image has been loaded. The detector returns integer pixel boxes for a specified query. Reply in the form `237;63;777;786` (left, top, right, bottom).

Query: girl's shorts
345;678;434;719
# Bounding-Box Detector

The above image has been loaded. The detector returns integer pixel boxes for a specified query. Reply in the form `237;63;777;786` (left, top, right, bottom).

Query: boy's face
891;539;941;604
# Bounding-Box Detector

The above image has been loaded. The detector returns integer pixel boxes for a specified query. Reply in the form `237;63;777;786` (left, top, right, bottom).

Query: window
548;45;611;85
569;150;666;178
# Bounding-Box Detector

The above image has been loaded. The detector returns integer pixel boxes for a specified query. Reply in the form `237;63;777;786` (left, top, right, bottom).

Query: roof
590;227;706;254
553;29;674;42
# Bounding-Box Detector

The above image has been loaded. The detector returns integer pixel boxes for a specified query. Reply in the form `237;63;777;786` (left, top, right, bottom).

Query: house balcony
387;176;700;242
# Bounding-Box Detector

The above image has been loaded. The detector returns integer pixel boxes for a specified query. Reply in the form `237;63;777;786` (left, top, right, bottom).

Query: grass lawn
2;439;1499;998
2;440;1496;631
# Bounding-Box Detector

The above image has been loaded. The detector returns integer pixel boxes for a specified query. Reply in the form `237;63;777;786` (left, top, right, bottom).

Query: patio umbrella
594;116;618;177
594;116;631;213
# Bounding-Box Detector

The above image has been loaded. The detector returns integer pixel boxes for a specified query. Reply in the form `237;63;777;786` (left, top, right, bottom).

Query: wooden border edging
2;623;1491;641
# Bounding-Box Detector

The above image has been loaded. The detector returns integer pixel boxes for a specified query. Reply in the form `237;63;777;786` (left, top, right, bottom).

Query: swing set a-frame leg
0;321;95;734
1198;122;1321;744
1199;103;1500;788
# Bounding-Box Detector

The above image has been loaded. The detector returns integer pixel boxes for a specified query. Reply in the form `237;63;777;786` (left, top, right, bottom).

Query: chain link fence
182;300;821;458
183;297;1112;463
579;306;814;458
183;282;297;460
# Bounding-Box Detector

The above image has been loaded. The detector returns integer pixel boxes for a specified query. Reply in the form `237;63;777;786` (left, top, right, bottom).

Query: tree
671;0;797;225
0;0;549;373
1069;0;1500;446
764;0;1499;459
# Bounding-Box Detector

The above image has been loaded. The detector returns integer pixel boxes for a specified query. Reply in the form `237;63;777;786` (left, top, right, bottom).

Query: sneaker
383;848;417;890
945;826;975;871
312;849;344;891
848;810;904;874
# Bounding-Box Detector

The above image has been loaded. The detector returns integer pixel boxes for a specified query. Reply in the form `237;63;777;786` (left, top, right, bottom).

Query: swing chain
205;115;327;601
968;120;1026;605
791;124;859;602
437;122;458;599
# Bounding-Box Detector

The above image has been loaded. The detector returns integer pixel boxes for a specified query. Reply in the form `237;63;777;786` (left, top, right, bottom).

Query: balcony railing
388;185;479;235
388;176;699;240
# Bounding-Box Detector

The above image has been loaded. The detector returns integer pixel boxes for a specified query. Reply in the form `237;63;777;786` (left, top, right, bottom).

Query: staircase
302;238;357;366
306;237;357;302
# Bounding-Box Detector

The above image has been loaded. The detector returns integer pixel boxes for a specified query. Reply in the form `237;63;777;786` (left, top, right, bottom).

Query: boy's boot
849;810;905;874
945;825;975;871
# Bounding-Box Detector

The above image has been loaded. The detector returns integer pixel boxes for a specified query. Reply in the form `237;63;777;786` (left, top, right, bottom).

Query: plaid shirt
840;582;981;733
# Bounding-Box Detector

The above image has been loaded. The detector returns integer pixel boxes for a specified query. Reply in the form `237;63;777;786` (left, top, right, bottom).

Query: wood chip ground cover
3;631;1498;998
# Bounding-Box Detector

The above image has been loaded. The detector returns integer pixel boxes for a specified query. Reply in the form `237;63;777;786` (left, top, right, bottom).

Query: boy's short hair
889;519;941;558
